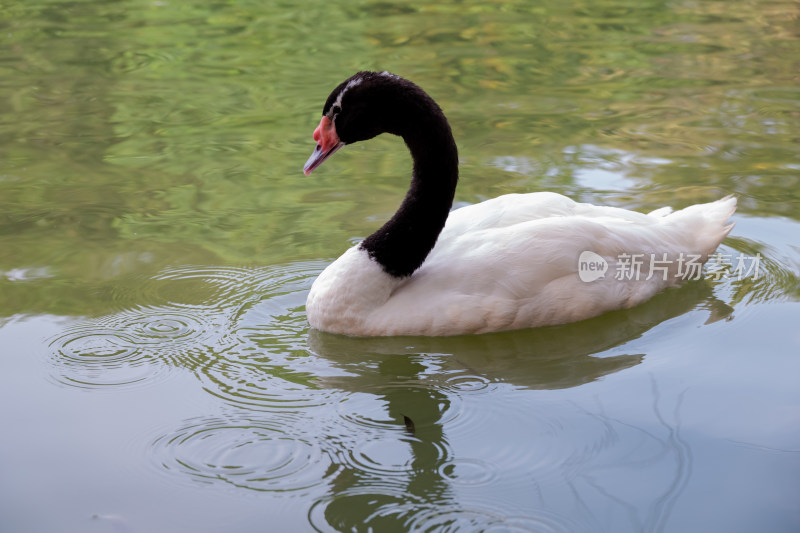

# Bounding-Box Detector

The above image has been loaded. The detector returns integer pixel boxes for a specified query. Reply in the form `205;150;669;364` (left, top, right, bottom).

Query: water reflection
308;280;725;390
303;282;718;530
44;250;790;530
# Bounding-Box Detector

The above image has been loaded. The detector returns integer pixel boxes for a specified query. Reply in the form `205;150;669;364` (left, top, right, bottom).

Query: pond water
1;0;799;531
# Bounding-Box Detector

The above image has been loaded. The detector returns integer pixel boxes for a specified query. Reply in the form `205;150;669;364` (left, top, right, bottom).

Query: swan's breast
306;246;400;335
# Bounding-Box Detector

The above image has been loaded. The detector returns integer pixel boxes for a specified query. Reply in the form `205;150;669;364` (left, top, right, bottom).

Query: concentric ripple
148;265;265;311
405;507;576;533
199;361;340;413
308;497;576;533
47;324;160;389
342;435;417;480
114;305;215;346
48;261;326;391
333;391;409;433
48;304;220;389
440;371;494;393
438;457;496;487
150;414;335;494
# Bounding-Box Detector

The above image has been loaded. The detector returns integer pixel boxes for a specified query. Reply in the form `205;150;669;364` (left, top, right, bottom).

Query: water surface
1;0;799;531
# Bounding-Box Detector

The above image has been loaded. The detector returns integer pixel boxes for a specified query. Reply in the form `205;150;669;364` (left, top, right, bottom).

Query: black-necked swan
302;71;736;336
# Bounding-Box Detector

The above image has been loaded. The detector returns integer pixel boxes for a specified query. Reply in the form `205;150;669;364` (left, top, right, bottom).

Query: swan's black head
303;71;446;175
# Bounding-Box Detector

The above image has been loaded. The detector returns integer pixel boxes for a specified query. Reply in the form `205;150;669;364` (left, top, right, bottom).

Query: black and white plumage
303;71;736;336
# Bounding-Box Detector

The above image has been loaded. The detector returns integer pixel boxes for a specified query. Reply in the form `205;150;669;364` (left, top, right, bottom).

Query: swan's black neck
358;89;458;278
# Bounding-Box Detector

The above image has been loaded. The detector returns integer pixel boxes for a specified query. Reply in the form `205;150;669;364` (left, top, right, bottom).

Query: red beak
303;116;345;176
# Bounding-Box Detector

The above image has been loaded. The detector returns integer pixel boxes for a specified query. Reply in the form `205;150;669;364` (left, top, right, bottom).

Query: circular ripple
441;372;493;393
108;265;253;316
150;265;263;310
308;492;425;533
343;436;414;478
114;306;213;346
48;261;325;391
112;261;322;330
48;323;165;389
150;415;334;493
309;498;575;533
165;262;328;407
197;359;338;413
48;303;223;389
438;457;496;487
332;381;469;436
334;391;405;432
407;507;575;533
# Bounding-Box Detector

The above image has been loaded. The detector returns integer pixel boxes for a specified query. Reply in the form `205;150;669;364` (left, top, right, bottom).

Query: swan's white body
306;192;736;336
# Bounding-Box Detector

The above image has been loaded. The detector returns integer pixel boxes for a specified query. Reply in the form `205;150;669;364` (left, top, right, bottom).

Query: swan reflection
303;282;724;531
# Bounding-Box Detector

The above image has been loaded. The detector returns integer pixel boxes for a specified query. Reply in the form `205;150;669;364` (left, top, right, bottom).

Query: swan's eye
330;104;341;118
